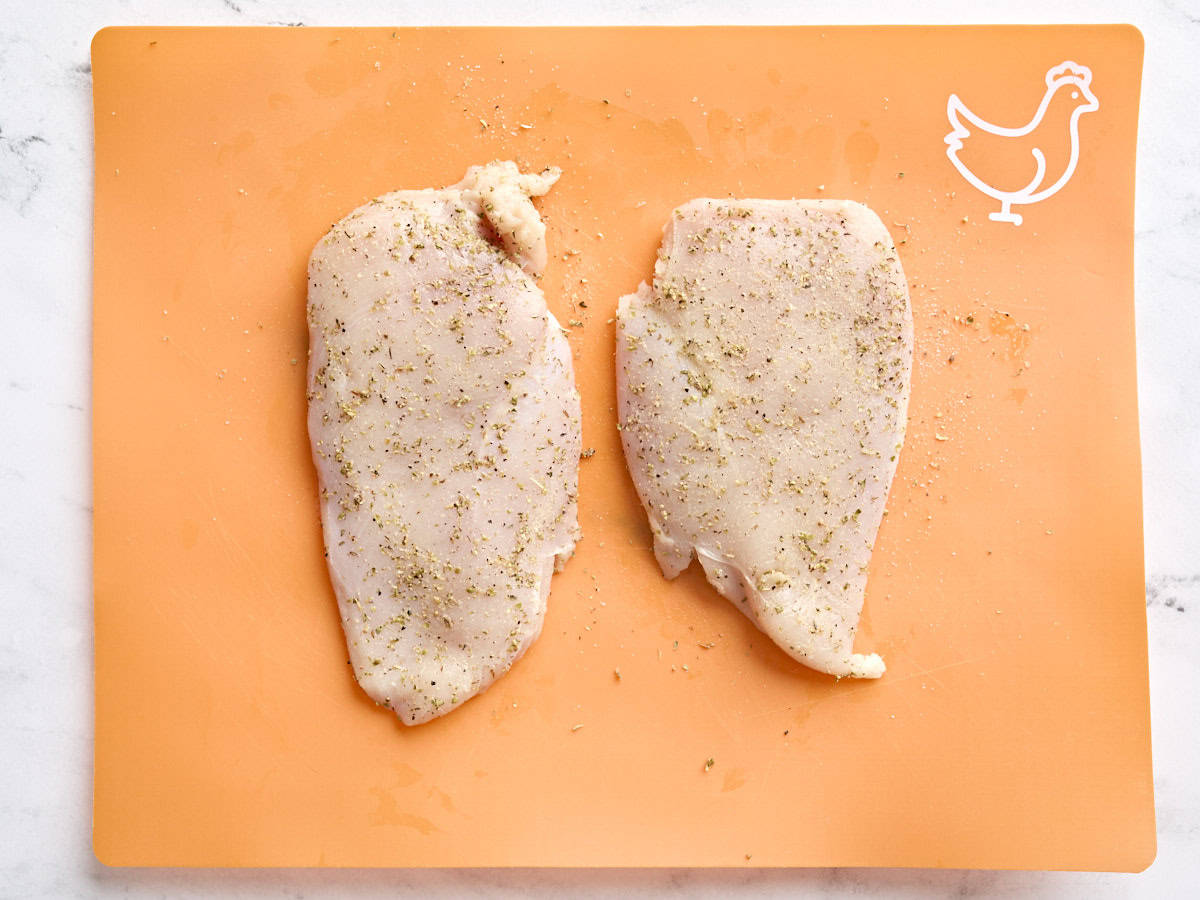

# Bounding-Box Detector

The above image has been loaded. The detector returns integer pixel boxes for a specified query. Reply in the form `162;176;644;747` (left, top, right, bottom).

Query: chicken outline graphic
945;61;1099;225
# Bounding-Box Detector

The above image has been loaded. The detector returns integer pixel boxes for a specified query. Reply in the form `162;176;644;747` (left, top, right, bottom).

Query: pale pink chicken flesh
616;199;912;678
307;162;580;724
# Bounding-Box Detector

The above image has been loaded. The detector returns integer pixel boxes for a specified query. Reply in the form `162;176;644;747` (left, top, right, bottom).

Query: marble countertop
1;0;1196;896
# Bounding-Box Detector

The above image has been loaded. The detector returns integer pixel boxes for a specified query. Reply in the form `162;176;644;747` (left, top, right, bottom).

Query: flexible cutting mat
92;25;1152;869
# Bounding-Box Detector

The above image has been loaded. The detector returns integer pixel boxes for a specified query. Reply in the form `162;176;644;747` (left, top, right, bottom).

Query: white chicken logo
945;61;1099;225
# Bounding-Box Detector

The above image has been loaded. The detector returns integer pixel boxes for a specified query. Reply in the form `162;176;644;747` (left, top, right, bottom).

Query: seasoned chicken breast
616;199;912;678
307;162;580;724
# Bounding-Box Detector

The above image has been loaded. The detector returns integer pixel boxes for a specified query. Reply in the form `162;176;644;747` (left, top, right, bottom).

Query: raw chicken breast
616;199;912;678
307;162;580;724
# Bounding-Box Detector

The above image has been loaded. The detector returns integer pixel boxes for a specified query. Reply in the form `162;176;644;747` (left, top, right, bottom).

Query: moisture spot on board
845;130;880;183
721;769;747;792
180;519;199;549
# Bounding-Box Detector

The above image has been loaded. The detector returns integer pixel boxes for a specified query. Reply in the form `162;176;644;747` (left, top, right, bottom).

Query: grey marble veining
0;1;1196;897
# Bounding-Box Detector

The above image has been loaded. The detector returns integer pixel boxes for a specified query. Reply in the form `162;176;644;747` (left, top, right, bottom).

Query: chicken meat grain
307;162;580;724
616;199;912;678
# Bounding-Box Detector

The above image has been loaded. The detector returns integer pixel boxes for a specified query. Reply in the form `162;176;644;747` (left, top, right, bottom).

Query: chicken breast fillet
616;199;912;678
307;162;580;724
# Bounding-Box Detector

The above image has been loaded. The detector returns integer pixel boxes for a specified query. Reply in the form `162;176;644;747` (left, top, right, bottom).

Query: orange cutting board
92;26;1152;869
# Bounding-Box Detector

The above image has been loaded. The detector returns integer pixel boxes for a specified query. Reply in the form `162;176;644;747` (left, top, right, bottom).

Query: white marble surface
1;0;1196;896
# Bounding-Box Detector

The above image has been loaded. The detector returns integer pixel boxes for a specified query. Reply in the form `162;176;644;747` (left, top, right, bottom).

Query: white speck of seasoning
571;723;584;732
